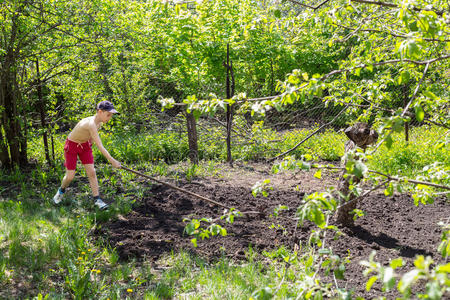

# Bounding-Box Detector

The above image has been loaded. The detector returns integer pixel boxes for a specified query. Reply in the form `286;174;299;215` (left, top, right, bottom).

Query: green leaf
413;193;420;206
437;263;450;273
384;182;394;196
385;134;393;149
414;105;425;122
314;169;322;179
406;40;420;59
318;248;331;255
334;263;346;280
305;255;314;268
302;72;309;81
210;224;220;236
366;275;377;291
352;160;367;178
423;90;438;100
400;70;410;84
408;20;418;31
220;227;227;236
274;9;281;18
192;110;201;121
311;208;325;227
301;161;311;170
392;118;404;132
191;238;197;247
413;255;425;269
288;75;299;84
390;258;404;269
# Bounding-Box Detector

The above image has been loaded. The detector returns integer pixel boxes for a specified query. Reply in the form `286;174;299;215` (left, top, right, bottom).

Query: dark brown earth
98;164;449;298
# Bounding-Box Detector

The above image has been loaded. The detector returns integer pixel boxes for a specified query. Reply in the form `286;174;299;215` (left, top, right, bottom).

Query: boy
52;100;121;209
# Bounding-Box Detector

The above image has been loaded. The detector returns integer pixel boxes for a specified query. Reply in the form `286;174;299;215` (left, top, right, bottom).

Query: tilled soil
98;170;449;298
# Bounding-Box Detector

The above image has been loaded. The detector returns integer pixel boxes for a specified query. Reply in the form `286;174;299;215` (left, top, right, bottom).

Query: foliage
438;221;450;259
251;179;273;197
183;209;241;247
361;250;450;299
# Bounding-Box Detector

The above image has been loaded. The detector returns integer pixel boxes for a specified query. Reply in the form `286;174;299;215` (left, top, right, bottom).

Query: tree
0;0;93;167
0;0;146;168
271;0;449;224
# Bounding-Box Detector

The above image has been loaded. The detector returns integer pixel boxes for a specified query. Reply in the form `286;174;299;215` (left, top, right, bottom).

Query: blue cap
97;101;118;113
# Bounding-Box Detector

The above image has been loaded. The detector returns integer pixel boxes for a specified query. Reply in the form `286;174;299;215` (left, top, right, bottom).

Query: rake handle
121;166;230;210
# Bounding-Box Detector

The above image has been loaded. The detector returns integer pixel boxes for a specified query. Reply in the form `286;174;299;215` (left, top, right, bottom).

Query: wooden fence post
224;43;235;165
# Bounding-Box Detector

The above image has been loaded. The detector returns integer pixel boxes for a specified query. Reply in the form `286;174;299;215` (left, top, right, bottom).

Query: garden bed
98;164;449;298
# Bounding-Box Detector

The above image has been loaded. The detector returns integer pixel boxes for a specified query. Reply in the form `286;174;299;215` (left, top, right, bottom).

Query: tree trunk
336;201;357;226
0;71;11;168
0;11;22;168
186;112;198;164
2;72;21;166
335;176;358;226
36;60;52;166
0;126;10;168
335;123;378;227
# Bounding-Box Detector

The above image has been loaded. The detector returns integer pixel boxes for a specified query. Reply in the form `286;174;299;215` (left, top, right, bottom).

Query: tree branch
288;0;444;16
316;165;450;190
350;0;444;16
368;169;450;190
424;118;450;129
287;0;331;10
369;62;430;153
333;23;450;43
322;56;448;81
268;104;350;162
401;62;429;117
335;179;390;210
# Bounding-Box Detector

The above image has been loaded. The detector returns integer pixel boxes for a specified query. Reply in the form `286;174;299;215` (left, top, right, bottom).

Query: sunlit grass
369;125;450;177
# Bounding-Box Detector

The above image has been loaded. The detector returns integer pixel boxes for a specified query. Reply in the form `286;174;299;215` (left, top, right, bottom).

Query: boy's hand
111;159;121;169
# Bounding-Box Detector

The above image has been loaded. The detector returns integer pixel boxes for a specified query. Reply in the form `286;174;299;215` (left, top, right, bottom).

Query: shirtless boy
52;101;121;209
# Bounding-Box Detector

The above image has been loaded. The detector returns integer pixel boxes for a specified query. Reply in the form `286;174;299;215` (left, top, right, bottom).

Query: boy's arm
88;124;121;168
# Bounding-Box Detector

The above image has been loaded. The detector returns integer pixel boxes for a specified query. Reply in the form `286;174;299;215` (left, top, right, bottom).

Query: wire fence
134;44;447;164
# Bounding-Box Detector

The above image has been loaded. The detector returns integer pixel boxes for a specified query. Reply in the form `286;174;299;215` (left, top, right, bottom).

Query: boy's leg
83;164;99;196
53;169;75;204
84;164;108;210
61;169;76;189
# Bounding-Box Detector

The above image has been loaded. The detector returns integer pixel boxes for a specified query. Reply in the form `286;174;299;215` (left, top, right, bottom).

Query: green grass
369;125;450;177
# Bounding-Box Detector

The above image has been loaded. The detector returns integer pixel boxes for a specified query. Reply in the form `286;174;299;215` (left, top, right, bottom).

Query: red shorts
64;139;94;170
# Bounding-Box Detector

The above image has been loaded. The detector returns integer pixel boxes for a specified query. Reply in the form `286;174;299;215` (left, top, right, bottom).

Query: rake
121;166;264;216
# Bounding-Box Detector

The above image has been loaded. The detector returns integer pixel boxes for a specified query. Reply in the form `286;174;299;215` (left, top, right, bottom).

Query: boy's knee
85;167;96;178
65;170;76;180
